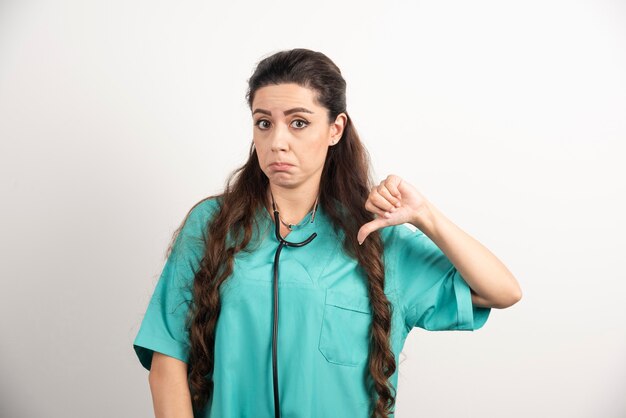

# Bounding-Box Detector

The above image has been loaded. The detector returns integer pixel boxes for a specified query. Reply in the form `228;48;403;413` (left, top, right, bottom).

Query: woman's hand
357;174;430;245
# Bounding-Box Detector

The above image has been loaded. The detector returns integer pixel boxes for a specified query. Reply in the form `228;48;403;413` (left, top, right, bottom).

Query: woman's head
245;49;349;191
250;83;346;191
182;48;397;418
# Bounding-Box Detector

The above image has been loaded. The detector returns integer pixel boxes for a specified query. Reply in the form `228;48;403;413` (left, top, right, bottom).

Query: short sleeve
133;198;219;370
390;225;491;332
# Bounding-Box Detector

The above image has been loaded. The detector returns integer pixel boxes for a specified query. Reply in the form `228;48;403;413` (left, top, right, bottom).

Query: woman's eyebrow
252;107;314;116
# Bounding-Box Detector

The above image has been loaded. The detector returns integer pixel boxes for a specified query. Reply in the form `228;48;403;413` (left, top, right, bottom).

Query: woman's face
251;83;346;190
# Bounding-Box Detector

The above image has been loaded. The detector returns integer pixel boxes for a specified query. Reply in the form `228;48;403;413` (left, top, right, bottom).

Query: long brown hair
170;48;396;417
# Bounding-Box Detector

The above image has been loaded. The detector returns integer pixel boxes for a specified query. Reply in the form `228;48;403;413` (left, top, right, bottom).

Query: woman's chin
268;175;300;188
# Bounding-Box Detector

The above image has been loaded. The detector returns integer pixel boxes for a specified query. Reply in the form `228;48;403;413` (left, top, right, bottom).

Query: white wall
1;0;624;417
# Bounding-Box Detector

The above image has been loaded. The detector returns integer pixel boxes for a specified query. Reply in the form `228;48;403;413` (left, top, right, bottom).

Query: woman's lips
270;163;293;171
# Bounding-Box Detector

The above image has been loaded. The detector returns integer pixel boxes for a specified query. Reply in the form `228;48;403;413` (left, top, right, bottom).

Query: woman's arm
148;352;194;418
413;200;522;309
357;174;522;309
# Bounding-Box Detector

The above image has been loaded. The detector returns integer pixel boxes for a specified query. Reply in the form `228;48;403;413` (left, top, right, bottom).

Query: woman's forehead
252;83;322;113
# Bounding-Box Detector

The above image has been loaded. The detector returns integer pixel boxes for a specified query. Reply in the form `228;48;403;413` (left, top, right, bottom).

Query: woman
133;48;522;418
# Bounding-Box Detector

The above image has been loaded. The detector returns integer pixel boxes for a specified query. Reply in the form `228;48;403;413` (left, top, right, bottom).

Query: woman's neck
266;183;320;226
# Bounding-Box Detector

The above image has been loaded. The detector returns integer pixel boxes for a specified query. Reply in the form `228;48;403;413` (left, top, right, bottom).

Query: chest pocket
318;288;373;367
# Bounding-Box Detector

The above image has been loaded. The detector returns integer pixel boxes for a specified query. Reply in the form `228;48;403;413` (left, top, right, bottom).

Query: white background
1;0;624;417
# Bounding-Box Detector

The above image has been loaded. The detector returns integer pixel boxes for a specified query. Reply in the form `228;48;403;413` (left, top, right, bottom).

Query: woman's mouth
270;162;293;171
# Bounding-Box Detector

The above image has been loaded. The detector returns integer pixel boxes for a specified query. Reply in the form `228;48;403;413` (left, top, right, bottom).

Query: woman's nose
269;122;290;151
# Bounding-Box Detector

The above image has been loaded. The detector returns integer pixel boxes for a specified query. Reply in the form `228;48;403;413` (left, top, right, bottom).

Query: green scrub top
133;196;490;417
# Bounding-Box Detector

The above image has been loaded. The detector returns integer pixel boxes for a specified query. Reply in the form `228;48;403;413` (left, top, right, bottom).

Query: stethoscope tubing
271;209;317;418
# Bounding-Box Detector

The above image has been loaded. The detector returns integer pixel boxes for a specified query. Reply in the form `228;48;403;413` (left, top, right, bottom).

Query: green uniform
133;196;490;417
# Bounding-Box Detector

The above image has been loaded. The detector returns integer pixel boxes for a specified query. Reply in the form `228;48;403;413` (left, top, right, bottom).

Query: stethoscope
269;192;318;418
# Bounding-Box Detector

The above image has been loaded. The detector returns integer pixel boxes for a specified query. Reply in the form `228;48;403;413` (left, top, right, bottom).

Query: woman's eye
255;119;271;129
254;119;308;129
291;119;309;129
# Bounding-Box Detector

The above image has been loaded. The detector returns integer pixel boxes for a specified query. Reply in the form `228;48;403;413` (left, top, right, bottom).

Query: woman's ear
330;112;347;145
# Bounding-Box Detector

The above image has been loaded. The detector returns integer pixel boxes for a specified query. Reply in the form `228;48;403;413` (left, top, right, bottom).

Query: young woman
133;48;522;418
